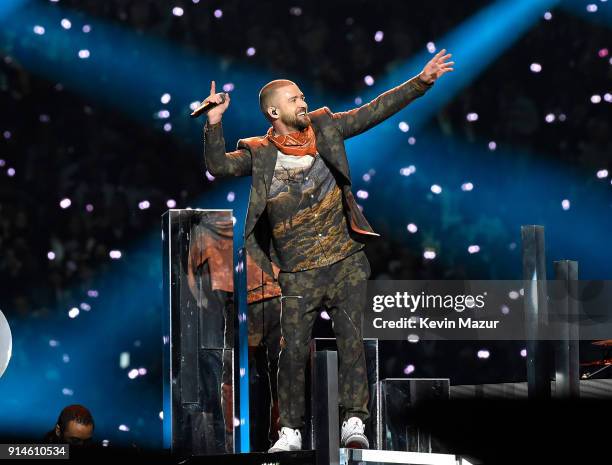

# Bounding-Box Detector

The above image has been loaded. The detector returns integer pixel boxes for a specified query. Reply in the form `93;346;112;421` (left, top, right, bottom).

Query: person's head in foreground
44;404;94;447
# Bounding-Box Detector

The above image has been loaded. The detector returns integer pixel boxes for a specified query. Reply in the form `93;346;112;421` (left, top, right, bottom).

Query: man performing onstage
202;49;454;452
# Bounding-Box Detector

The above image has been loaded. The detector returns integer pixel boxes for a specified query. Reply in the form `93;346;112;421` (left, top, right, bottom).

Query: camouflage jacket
203;74;433;277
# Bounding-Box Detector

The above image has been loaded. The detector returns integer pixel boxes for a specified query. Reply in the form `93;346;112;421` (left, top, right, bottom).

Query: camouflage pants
277;249;371;429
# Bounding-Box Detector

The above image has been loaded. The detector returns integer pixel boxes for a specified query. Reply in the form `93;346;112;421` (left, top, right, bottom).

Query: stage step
377;378;450;454
340;448;459;465
183;450;316;464
450;379;612;399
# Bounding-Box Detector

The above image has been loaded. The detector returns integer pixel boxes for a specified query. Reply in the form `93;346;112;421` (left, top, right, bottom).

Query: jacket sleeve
203;120;252;177
327;74;434;140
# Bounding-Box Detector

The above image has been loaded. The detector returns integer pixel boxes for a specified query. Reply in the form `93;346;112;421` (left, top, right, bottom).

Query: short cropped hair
258;79;296;121
57;405;94;432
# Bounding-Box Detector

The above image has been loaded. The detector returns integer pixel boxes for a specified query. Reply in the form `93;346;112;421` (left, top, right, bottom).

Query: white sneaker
268;427;302;453
341;417;369;449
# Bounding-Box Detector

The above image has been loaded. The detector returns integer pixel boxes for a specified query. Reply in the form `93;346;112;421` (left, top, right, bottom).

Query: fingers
433;49;452;62
200;92;227;106
434;48;446;58
427;49;455;79
205;92;229;105
437;54;452;65
201;85;231;109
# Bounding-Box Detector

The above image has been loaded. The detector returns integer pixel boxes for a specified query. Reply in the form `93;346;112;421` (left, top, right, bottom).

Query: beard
281;112;311;131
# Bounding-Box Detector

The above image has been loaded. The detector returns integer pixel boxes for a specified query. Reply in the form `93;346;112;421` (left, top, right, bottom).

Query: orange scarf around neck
266;125;317;156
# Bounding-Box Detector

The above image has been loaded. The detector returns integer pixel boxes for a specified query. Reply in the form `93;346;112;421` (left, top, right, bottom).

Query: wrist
418;72;433;85
207;116;222;126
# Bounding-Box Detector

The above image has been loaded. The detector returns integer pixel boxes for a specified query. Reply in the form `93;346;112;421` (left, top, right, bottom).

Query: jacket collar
260;120;349;193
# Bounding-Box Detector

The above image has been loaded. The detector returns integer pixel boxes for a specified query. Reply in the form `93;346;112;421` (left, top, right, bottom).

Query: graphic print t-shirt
266;151;363;272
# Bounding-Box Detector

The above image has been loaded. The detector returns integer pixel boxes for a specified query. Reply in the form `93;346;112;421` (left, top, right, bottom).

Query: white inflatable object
0;310;12;378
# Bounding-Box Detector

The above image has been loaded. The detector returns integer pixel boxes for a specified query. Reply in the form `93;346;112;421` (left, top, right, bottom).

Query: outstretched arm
202;80;252;177
330;49;454;139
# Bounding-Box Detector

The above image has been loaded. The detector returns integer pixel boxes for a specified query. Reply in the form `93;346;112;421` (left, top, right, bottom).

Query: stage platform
179;448;469;465
182;450;316;464
340;448;460;465
450;378;612;399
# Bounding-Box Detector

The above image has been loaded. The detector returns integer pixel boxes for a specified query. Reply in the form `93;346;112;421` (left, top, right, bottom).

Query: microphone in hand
190;93;227;118
191;80;230;119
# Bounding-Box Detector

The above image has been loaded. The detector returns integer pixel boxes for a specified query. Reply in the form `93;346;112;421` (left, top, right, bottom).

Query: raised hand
419;49;454;84
202;80;230;124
